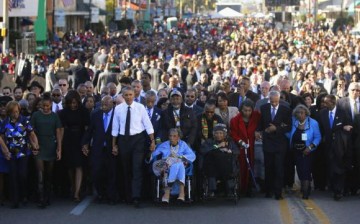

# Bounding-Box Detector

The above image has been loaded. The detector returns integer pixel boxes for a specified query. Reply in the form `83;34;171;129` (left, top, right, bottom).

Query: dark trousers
118;133;146;201
294;151;313;181
330;172;345;194
264;151;285;196
312;144;327;190
284;149;295;187
9;157;28;204
92;149;117;200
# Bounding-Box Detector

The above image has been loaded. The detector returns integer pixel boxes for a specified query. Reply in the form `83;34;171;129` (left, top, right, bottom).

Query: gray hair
169;128;183;138
292;104;311;117
145;90;157;99
269;91;280;98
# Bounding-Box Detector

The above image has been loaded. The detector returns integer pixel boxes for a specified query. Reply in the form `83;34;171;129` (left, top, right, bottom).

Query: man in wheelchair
150;128;196;203
200;123;239;198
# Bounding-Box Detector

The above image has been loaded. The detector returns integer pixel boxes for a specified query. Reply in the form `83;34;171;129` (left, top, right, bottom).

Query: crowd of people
0;16;359;209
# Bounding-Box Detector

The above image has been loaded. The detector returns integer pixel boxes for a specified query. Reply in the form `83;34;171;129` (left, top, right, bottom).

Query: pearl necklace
298;120;306;126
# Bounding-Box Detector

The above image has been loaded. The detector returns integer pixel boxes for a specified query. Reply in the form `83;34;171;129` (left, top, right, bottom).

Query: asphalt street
1;188;360;224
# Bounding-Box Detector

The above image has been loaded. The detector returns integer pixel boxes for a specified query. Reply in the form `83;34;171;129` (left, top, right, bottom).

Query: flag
62;0;74;7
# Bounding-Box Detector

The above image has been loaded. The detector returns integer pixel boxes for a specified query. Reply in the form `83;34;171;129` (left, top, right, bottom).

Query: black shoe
133;199;141;208
334;193;343;201
265;193;273;198
108;200;117;205
275;194;283;200
11;203;19;209
37;201;46;209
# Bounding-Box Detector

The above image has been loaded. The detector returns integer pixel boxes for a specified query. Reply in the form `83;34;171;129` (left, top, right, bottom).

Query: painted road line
303;199;331;224
70;196;94;216
279;199;293;224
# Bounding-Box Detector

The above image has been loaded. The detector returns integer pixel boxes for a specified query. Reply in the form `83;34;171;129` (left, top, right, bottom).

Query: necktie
55;104;60;112
238;96;243;107
147;108;152;119
125;106;131;137
329;111;334;128
103;113;109;131
271;107;276;121
135;98;139;102
354;101;358;116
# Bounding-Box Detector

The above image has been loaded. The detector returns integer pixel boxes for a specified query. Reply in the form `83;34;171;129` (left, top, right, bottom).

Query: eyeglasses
3;92;10;95
52;94;61;97
59;84;67;86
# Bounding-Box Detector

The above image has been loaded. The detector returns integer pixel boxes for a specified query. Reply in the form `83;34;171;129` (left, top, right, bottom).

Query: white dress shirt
112;101;154;137
52;102;63;113
271;104;279;117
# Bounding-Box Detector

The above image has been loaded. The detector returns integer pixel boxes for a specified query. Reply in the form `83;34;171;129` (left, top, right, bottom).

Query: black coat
228;91;260;108
160;105;197;147
257;103;292;153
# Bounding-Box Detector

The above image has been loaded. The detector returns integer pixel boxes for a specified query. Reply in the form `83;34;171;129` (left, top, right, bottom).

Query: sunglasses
52;94;61;97
59;84;67;86
186;95;195;98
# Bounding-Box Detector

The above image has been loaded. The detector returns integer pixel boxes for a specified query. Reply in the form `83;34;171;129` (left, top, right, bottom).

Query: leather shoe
265;193;273;198
275;194;283;200
133;199;141;208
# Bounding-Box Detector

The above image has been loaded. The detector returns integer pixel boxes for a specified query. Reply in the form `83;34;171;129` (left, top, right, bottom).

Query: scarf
201;114;218;140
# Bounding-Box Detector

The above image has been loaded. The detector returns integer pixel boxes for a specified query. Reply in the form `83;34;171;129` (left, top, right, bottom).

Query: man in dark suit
160;90;197;147
82;96;117;204
131;80;146;106
337;82;359;194
69;59;90;90
15;52;32;91
256;91;292;200
144;91;162;142
280;79;304;109
229;77;259;108
319;95;353;200
184;88;203;116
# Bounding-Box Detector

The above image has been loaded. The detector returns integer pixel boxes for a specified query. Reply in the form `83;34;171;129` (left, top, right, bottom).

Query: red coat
230;111;261;193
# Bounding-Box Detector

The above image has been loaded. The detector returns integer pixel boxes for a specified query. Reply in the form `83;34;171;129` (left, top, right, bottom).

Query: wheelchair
152;157;195;204
200;150;240;204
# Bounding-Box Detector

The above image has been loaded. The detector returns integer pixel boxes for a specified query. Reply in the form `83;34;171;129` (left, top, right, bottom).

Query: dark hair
302;92;314;103
216;92;228;102
315;93;327;109
142;72;152;80
280;90;290;103
41;92;52;103
82;95;95;108
64;90;81;109
2;86;12;92
119;76;132;85
156;97;169;109
240;99;254;111
14;86;23;93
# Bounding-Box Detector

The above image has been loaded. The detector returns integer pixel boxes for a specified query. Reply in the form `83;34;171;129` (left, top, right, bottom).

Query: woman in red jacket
230;99;261;196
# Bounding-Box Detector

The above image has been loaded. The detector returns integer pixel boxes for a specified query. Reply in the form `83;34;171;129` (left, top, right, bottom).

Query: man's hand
112;145;118;156
149;141;156;152
303;148;311;156
255;131;262;141
343;125;353;132
56;148;62;160
82;145;89;156
265;123;276;133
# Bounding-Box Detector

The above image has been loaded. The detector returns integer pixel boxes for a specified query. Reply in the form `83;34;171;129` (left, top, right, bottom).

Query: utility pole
2;0;9;52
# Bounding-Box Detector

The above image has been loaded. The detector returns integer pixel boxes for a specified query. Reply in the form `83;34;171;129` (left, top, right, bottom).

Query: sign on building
91;7;100;23
55;10;66;27
0;0;39;17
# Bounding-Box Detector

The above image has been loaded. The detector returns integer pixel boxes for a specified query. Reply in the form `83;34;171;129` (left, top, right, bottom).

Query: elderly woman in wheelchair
200;123;239;199
150;128;196;203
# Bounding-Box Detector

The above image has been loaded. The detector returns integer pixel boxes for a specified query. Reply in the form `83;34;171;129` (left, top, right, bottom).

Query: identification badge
301;133;307;141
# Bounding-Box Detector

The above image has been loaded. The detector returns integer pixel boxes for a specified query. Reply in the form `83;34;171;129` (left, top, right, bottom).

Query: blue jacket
286;116;322;151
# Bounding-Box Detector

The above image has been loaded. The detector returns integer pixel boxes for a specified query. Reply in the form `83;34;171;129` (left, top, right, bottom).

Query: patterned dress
0;116;33;159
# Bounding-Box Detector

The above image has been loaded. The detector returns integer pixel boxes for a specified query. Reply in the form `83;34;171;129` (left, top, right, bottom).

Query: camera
238;140;249;149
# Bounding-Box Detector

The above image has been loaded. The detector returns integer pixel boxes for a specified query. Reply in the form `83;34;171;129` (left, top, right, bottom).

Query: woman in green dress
30;93;62;208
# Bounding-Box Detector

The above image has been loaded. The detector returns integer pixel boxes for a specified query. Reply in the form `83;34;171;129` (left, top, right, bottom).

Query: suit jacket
15;58;31;84
337;97;356;124
255;98;290;111
134;95;146;106
82;108;115;162
149;107;162;140
185;104;203;116
258;103;292;152
160;104;197;146
319;108;352;172
228;91;260;108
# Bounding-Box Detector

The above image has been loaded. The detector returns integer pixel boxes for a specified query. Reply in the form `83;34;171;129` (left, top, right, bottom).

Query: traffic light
1;28;7;37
